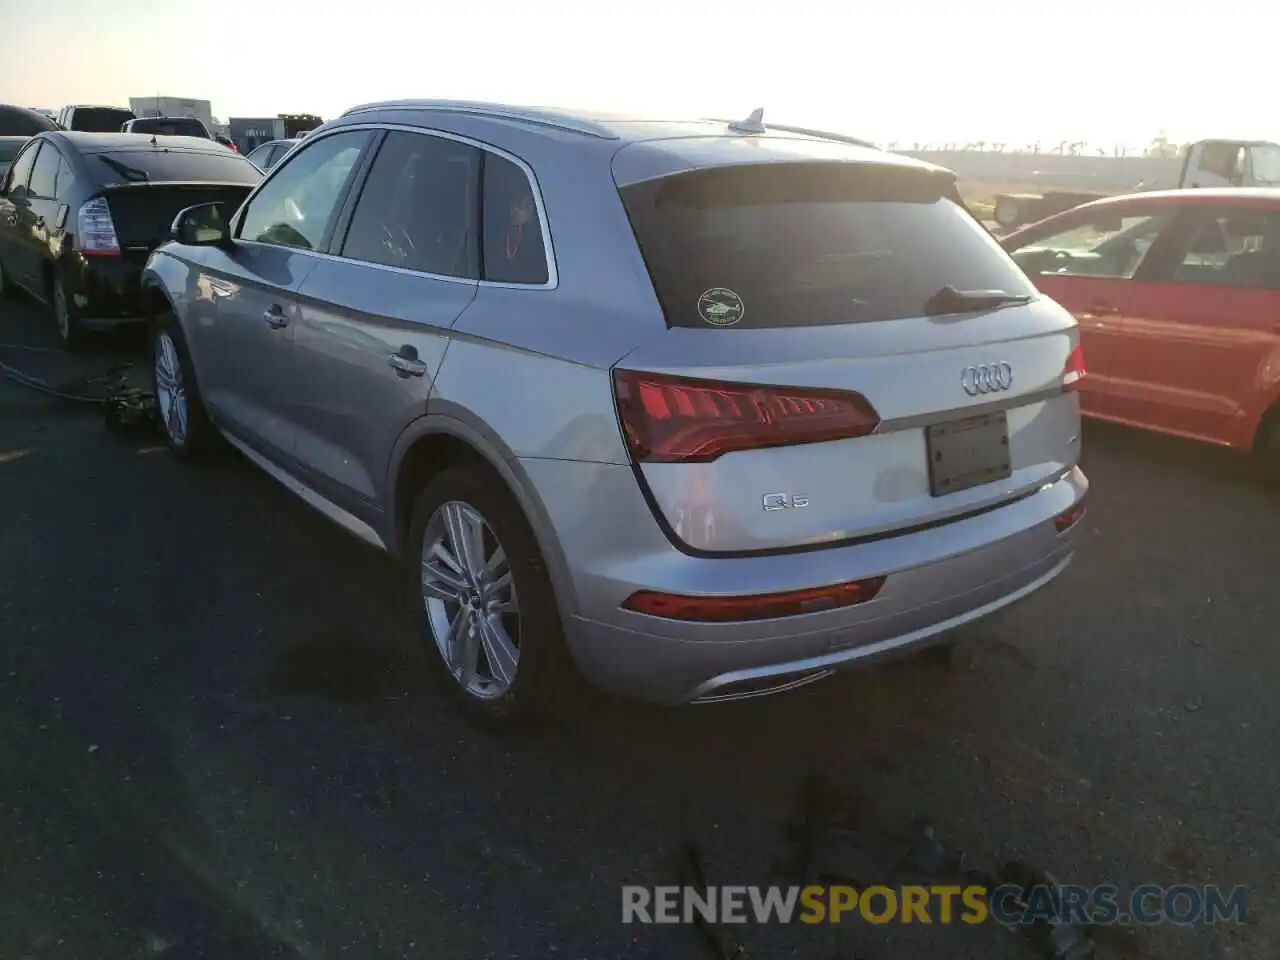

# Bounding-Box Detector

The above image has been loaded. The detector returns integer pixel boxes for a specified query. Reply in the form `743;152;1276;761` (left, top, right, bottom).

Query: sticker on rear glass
697;288;745;327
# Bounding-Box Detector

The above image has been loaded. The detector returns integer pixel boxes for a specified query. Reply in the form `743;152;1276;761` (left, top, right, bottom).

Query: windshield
620;162;1035;328
70;108;136;132
130;117;209;138
1251;145;1280;185
95;148;262;185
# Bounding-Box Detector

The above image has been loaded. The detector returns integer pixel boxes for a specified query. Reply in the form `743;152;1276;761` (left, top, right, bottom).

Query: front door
1119;205;1280;447
292;129;482;510
1004;203;1176;424
194;128;375;463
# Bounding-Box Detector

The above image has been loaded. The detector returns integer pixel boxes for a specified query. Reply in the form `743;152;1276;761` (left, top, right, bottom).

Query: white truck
993;138;1280;229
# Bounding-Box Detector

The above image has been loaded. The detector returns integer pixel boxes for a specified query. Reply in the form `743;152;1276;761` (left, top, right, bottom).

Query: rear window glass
130;118;209;138
71;108;135;132
620;163;1036;328
0;106;57;136
94;149;262;185
0;140;25;163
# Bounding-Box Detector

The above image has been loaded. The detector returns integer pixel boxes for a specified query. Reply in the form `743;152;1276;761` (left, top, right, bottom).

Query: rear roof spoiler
705;115;880;150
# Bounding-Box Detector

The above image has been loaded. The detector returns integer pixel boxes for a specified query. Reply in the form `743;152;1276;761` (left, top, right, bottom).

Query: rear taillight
1063;343;1086;392
76;197;120;257
612;369;880;464
623;576;887;623
1054;495;1087;533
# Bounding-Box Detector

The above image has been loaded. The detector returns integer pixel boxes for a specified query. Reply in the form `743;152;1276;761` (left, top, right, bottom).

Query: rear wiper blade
924;285;1033;316
98;155;149;182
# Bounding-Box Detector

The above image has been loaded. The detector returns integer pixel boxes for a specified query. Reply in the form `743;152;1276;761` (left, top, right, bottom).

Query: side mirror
171;202;233;247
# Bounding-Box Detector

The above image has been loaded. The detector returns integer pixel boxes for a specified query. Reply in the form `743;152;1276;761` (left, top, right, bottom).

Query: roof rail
705;116;879;150
339;100;620;139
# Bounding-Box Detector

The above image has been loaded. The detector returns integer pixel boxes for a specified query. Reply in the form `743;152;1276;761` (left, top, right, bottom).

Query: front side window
238;131;371;251
340;131;480;278
28;143;59;199
4;142;40;195
1006;211;1172;280
482;153;548;284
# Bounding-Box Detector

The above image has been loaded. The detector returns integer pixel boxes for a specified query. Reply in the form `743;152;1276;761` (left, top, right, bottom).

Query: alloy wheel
154;331;189;446
420;500;521;699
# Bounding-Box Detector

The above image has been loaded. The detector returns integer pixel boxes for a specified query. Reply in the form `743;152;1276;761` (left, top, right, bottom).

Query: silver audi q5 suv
141;100;1089;725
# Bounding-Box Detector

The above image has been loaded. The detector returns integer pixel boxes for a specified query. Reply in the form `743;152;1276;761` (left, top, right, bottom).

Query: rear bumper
521;457;1087;705
63;252;147;325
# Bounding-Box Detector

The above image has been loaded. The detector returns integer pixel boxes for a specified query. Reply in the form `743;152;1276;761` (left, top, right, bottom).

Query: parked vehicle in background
121;116;211;139
0;137;29;180
139;101;1087;726
993;139;1280;230
1002;188;1280;468
243;137;297;171
213;135;239;153
57;105;136;133
0;104;59;136
0;132;261;349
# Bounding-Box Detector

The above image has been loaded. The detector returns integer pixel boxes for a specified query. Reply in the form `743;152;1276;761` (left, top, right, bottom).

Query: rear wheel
151;310;217;460
51;276;85;352
407;464;572;728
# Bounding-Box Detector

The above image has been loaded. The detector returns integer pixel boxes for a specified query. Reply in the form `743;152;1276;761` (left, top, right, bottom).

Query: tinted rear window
620;163;1036;329
0;106;57;136
131;118;209;137
71;108;135;132
94;149;262;185
0;140;24;163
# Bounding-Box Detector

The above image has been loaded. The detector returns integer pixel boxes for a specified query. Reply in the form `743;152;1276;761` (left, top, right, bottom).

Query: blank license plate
926;412;1011;497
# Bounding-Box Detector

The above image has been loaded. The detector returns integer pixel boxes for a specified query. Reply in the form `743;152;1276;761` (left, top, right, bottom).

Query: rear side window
620;163;1035;329
70;108;135;132
94;149;261;185
340;131;481;279
482;153;548;285
28;143;59;198
5;142;39;193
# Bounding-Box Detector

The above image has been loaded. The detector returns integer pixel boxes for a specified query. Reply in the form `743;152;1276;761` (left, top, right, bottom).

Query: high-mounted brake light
1063;343;1086;392
76;197;120;257
622;576;887;623
612;369;880;464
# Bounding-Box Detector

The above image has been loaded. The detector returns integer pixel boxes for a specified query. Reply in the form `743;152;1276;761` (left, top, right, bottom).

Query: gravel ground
1;296;1276;960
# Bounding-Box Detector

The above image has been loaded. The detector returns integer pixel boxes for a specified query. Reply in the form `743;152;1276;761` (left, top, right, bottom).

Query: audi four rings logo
961;362;1014;396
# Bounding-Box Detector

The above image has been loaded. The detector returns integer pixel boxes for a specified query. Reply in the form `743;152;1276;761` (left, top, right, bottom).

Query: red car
1002;188;1280;467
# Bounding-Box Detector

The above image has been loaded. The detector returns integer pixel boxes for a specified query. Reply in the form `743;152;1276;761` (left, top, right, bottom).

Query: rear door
1119;204;1280;446
23;140;62;278
0;140;40;288
1004;202;1175;422
194;129;374;461
291;129;482;509
614;158;1082;554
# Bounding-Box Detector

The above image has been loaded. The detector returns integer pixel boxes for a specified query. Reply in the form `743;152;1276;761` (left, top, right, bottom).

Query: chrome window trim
230;121;559;291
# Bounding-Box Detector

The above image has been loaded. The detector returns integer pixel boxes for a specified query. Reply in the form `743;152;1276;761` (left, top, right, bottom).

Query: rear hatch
613;156;1083;555
91;148;261;252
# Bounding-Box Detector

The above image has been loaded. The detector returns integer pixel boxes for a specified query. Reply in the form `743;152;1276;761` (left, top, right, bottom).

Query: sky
3;0;1276;149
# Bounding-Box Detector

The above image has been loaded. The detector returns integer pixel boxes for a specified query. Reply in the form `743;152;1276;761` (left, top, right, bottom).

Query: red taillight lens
622;576;887;623
1053;496;1086;533
1063;343;1086;392
612;369;880;464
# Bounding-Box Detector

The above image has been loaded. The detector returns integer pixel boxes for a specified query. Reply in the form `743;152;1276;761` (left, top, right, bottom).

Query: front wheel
407;465;572;728
151;311;217;460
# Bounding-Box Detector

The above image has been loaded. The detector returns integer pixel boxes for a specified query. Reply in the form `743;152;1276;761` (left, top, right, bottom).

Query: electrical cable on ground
0;354;108;405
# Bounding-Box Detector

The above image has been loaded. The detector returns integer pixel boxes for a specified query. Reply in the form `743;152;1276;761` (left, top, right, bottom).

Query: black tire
0;254;12;298
406;464;573;729
150;309;217;460
1256;410;1280;483
50;275;86;352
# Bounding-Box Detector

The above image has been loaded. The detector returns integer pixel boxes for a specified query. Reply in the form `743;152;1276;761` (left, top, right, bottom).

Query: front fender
386;410;580;626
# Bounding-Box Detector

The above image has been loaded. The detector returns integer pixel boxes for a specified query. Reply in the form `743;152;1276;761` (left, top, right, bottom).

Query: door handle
388;347;427;378
262;305;288;328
